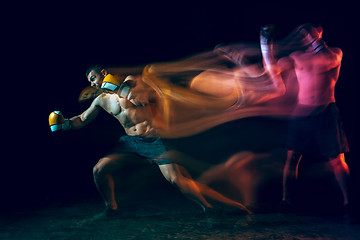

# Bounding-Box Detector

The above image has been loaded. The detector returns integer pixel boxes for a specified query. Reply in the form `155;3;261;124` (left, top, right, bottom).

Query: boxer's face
87;70;106;89
316;26;323;38
301;26;323;46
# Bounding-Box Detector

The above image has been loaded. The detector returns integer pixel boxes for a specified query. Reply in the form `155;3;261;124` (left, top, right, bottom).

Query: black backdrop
3;3;359;213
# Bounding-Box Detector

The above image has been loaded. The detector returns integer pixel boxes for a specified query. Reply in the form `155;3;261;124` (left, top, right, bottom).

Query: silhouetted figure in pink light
261;23;353;222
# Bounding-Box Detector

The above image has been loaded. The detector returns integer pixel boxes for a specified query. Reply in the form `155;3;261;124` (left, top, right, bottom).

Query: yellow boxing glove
101;74;134;100
101;74;122;91
49;111;71;132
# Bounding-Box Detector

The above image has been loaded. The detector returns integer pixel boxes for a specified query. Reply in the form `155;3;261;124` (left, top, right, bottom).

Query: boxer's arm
70;94;104;129
260;25;286;96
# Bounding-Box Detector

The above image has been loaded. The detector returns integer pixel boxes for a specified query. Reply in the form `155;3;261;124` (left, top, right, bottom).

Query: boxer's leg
93;153;145;214
159;163;251;214
282;150;302;202
159;163;212;212
328;153;350;206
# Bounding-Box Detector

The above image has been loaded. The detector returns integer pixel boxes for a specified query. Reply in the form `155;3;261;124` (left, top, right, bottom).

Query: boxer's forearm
69;115;86;130
260;26;285;95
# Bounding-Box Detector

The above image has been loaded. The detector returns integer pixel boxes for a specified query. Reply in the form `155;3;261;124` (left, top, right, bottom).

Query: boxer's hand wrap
311;38;327;53
260;24;283;81
49;111;71;132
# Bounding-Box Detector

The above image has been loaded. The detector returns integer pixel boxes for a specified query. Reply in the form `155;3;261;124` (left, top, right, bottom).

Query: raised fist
49;111;71;132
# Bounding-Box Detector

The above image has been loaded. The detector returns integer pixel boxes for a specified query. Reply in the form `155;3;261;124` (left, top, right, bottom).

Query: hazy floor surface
2;191;360;240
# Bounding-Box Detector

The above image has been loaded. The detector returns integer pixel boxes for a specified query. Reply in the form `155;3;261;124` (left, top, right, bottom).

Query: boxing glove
260;25;275;44
119;75;135;100
101;74;122;91
49;111;71;132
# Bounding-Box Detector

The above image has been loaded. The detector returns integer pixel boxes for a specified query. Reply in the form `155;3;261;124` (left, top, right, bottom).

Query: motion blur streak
139;24;338;138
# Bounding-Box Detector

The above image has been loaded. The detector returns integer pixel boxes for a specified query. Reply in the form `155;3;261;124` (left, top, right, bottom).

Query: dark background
3;3;358;213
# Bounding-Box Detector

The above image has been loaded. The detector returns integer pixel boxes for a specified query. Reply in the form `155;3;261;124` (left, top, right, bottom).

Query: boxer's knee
163;170;177;185
169;174;180;186
329;153;349;173
93;164;101;181
159;164;179;185
93;157;107;180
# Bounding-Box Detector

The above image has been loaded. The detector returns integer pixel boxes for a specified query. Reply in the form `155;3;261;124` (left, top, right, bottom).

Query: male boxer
261;24;353;221
49;65;251;220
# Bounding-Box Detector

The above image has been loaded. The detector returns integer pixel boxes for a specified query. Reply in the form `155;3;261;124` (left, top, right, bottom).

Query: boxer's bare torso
70;75;157;137
290;47;342;107
97;92;156;136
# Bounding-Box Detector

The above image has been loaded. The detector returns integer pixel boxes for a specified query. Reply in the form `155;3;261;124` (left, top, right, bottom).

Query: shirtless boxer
261;24;351;219
49;65;251;219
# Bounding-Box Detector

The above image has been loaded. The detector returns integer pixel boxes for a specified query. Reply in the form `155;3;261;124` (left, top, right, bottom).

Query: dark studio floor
2;170;360;240
2;196;360;240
